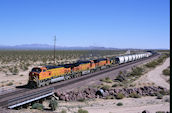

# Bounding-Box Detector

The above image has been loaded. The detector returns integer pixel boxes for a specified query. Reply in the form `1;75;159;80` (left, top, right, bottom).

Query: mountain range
0;44;167;50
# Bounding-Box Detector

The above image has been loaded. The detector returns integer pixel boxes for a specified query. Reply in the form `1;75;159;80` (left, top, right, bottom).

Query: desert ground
0;51;170;113
52;57;170;113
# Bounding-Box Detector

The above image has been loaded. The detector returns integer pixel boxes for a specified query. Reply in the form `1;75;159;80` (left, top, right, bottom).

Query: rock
142;110;150;113
96;89;104;97
55;91;62;97
59;95;66;101
103;90;110;97
76;93;84;100
84;88;91;94
108;89;114;95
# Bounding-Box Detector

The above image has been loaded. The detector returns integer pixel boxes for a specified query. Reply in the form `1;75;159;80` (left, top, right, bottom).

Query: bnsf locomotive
28;52;152;88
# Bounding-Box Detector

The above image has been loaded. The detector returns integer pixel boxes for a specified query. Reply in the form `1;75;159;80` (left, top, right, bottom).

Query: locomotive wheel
42;83;45;87
45;82;49;86
91;69;94;73
79;72;82;76
38;84;41;88
64;75;69;80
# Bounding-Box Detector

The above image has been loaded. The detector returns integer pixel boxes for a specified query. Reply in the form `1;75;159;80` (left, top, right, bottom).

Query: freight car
28;52;152;88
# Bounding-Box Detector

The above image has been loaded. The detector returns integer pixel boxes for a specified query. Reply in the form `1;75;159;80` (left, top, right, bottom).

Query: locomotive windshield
31;68;42;73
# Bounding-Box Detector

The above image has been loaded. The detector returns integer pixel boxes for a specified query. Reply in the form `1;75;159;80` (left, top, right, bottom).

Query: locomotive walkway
0;53;159;109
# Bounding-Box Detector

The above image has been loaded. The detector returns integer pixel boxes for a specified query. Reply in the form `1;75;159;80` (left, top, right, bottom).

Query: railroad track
0;53;160;109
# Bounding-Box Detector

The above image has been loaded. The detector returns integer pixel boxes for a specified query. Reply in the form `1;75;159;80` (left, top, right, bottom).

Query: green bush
115;75;125;82
157;93;163;99
61;109;67;113
49;100;58;111
6;82;13;86
31;103;44;110
101;84;111;90
162;68;170;76
130;67;143;76
156;111;166;113
100;77;113;83
78;98;86;102
145;61;159;68
115;93;124;99
13;66;19;75
159;90;167;95
128;93;141;98
78;108;89;113
112;84;118;87
116;102;123;106
145;54;169;69
106;95;115;99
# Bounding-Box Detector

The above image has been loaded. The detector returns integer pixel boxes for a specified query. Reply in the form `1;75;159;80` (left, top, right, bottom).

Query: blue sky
0;0;170;49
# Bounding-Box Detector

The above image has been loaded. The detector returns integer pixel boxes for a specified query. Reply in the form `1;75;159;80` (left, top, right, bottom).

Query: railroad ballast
28;52;152;88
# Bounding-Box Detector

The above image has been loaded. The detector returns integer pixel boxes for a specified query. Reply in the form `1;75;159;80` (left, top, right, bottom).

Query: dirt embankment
133;58;170;90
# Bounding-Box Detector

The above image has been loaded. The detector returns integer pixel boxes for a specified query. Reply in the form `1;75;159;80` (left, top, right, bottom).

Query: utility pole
54;36;56;65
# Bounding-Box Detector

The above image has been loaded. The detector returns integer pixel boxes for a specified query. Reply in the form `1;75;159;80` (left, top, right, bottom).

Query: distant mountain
0;44;167;50
0;44;120;50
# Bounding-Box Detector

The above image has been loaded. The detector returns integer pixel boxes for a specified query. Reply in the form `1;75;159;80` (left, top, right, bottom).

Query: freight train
28;52;152;88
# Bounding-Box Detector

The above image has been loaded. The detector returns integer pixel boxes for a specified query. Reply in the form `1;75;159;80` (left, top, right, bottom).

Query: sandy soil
0;66;33;87
133;58;170;89
52;57;170;113
44;57;170;113
51;95;169;113
1;56;170;113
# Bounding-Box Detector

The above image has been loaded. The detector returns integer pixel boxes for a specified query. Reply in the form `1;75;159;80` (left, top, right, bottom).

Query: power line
54;36;56;65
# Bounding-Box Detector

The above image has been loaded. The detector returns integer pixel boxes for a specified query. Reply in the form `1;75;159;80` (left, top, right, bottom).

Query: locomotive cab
28;67;51;88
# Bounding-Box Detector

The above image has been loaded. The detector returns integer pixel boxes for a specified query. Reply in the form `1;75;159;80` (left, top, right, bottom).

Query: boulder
142;110;150;113
96;89;104;97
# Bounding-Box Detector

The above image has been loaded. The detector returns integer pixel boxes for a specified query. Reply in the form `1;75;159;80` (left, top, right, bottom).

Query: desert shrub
6;82;13;86
9;66;19;75
49;100;58;111
78;98;86;102
162;68;170;76
115;93;124;99
128;93;141;98
101;84;111;90
156;111;166;113
129;84;136;87
20;64;29;71
23;65;28;71
167;78;170;83
100;77;113;83
157;93;163;99
116;102;123;106
61;109;67;113
130;67;143;76
31;103;44;110
106;95;115;99
159;90;167;95
112;84;118;87
115;75;125;82
78;108;89;113
145;54;169;69
145;61;158;68
164;98;170;102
